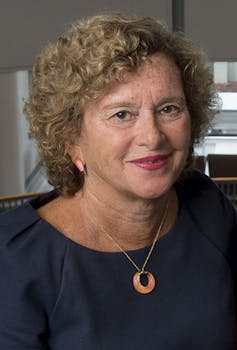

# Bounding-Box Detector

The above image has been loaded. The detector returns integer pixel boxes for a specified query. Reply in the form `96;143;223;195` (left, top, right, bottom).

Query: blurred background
0;0;237;197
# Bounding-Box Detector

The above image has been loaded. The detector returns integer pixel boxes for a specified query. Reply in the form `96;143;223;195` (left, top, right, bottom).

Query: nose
135;112;165;149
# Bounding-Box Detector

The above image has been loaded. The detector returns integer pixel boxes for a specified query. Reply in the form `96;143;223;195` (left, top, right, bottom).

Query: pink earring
75;159;84;172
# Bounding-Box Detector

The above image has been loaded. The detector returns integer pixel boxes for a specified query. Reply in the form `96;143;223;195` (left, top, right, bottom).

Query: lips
129;154;169;171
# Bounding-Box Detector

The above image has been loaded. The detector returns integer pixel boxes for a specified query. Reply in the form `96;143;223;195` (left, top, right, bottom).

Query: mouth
129;154;169;171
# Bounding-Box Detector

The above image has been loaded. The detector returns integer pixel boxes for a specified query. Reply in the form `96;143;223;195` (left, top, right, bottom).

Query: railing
1;178;237;213
212;177;237;209
0;192;45;213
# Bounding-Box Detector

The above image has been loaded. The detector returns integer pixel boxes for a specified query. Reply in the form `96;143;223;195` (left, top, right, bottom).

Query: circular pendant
133;271;155;294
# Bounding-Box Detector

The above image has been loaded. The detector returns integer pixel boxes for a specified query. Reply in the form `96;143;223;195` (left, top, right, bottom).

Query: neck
73;185;177;251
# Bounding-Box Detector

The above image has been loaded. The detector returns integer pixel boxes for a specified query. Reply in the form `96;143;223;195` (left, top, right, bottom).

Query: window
209;62;237;136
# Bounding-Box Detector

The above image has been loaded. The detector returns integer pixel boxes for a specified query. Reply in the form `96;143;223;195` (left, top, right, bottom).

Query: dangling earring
75;159;84;173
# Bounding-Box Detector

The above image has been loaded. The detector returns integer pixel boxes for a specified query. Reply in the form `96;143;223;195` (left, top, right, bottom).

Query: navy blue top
0;171;237;349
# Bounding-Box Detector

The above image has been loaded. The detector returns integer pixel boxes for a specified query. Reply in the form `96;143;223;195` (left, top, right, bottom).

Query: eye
110;110;135;123
113;111;130;120
161;105;180;114
108;110;136;127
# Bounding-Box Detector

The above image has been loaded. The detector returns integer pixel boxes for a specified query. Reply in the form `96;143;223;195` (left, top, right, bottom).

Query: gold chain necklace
88;200;169;294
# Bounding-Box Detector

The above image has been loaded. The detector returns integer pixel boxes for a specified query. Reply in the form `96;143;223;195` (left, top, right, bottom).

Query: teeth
146;160;160;163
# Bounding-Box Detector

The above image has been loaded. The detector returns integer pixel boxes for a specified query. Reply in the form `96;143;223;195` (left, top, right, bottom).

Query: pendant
133;271;155;294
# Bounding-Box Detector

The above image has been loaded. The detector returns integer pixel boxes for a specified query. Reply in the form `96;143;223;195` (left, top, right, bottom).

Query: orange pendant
133;271;155;294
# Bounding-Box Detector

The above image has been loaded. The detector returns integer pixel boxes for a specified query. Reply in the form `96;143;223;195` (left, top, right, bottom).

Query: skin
73;53;191;203
39;52;191;251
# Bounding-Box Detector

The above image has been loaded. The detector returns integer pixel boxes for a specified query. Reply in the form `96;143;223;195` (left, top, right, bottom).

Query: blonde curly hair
24;13;218;195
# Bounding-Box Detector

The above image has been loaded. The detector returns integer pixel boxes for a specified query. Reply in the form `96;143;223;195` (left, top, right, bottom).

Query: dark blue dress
0;171;237;349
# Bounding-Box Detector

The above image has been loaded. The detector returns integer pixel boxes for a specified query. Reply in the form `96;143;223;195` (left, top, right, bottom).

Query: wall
0;71;36;195
0;0;172;70
185;0;237;61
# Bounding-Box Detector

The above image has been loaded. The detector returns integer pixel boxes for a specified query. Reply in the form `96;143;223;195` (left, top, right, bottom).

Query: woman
0;13;236;349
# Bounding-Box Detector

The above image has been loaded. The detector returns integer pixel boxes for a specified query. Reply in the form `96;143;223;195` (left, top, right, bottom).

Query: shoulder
177;169;236;216
0;192;71;346
0;190;68;267
0;191;68;315
177;169;237;247
0;190;63;249
177;170;237;272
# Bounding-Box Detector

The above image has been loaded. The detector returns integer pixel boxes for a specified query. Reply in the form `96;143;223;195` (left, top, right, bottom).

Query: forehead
97;53;183;103
135;52;180;78
83;53;184;117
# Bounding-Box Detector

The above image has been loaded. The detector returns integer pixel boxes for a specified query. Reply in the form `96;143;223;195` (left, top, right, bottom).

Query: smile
129;155;169;171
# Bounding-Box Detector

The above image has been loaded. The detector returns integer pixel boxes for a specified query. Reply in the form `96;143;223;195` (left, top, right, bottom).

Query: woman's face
71;53;191;200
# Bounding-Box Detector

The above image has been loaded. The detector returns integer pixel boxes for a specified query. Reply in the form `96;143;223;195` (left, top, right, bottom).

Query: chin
133;176;175;199
132;184;172;200
141;191;170;200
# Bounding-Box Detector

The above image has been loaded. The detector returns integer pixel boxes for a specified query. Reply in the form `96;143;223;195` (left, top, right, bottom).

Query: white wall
0;70;43;196
0;71;31;195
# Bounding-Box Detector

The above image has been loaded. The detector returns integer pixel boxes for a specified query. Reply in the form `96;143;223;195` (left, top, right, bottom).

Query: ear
67;140;84;166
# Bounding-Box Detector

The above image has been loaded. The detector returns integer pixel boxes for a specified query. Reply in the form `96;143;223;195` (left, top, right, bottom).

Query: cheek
168;122;190;150
177;117;191;148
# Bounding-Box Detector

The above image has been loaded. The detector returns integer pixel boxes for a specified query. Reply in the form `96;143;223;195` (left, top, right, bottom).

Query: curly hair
24;13;218;196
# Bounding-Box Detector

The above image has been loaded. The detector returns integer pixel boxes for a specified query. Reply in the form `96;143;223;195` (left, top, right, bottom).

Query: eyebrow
101;101;136;110
156;96;187;105
101;96;186;110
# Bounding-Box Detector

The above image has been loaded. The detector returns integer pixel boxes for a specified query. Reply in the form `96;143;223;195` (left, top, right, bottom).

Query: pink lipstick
129;155;169;171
